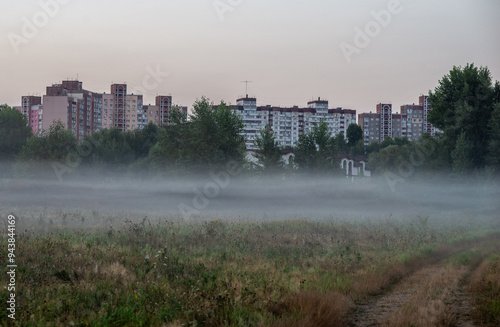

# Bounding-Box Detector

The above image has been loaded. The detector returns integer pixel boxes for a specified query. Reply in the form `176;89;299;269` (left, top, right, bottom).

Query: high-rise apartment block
17;96;42;135
142;96;187;127
358;112;381;145
359;95;439;146
19;80;183;142
43;80;102;142
229;96;356;149
102;85;145;132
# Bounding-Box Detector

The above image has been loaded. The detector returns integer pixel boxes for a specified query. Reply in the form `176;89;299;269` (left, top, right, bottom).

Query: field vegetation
1;209;499;326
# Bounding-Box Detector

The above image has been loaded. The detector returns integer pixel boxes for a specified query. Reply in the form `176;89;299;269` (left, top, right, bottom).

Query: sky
1;0;499;114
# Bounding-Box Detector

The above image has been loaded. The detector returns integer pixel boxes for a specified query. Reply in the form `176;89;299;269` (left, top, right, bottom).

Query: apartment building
358;112;381;145
142;96;187;128
358;95;438;146
230;96;356;150
377;103;393;141
42;80;103;142
400;103;424;141
18;80;189;142
420;95;437;136
391;113;407;139
16;97;42;135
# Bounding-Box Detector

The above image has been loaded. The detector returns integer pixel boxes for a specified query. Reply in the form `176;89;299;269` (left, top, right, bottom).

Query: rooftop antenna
241;81;252;98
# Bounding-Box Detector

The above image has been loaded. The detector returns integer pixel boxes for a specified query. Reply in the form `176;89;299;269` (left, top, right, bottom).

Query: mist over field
2;174;499;224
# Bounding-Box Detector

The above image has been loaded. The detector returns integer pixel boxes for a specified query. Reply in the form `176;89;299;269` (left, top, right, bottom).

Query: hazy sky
1;0;499;114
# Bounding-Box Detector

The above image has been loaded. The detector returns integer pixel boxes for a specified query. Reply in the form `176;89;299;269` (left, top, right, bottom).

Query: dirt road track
347;245;488;326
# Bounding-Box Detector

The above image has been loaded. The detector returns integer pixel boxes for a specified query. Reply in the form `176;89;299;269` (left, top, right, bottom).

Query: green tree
346;123;363;147
17;120;76;162
15;121;77;178
254;125;283;172
451;132;473;175
368;144;411;175
294;121;341;173
126;122;159;158
81;128;136;168
380;136;395;149
150;97;246;173
486;103;500;169
429;63;499;171
0;105;32;161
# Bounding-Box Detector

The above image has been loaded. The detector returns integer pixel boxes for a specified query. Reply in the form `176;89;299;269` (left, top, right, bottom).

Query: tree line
1;64;499;181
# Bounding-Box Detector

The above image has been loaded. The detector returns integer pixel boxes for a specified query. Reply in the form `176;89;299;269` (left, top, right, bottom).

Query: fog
1;174;499;227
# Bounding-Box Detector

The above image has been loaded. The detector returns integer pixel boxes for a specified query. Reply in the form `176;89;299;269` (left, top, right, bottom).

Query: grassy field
1;209;499;326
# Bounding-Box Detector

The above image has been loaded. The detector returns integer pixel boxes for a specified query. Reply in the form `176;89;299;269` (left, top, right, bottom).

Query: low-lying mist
1;172;499;229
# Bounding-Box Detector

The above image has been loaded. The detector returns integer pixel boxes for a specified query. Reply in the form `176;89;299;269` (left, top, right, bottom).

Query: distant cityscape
13;79;439;149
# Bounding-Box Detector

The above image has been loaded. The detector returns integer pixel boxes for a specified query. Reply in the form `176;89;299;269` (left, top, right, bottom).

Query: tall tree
254;125;283;172
17;120;76;162
15;120;77;178
428;63;498;170
487;103;500;170
126;122;159;158
294;121;341;173
81;128;136;168
346;123;363;147
451;132;473;175
150;97;245;173
0;105;32;161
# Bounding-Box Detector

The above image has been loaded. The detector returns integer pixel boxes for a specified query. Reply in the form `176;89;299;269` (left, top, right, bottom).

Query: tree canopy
254;125;283;172
150;97;246;174
294;121;343;173
428;63;500;172
0;105;32;161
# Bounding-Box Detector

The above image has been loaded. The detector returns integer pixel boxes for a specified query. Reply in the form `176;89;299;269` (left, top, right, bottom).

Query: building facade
42;80;103;142
359;95;438;145
230;96;356;150
15;99;42;135
18;80;187;142
358;112;381;145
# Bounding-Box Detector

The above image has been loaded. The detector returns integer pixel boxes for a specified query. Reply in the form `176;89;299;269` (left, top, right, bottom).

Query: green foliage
17;120;76;162
346;123;363;147
350;139;365;156
368;144;411;174
487;103;500;169
0;105;32;161
150;97;246;173
254;124;284;172
14;121;77;178
8;210;500;326
451;132;474;175
429;63;500;172
82;128;136;168
294;121;343;173
126;122;159;158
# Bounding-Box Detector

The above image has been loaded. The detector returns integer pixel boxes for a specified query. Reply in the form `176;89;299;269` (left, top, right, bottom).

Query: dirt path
347;259;478;326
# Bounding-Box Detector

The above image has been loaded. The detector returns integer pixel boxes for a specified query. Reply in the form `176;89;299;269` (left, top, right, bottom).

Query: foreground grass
1;214;499;326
